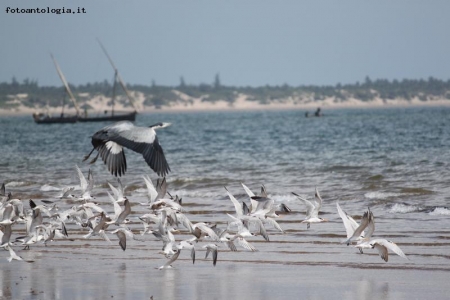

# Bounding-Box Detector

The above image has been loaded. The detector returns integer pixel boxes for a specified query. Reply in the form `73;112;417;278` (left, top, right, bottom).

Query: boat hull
78;111;137;122
33;115;78;124
33;111;137;124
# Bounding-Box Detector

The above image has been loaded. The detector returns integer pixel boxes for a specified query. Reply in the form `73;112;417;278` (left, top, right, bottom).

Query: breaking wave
5;181;35;187
428;207;450;216
387;203;423;214
364;191;401;200
40;184;61;192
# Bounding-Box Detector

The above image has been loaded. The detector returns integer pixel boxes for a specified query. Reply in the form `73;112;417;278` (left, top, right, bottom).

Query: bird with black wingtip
83;121;171;177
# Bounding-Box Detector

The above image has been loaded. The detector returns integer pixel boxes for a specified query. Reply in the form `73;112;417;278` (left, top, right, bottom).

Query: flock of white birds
0;166;408;269
0;121;408;269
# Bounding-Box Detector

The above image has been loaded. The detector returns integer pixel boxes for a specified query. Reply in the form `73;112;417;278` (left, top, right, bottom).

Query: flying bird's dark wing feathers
29;199;37;209
150;138;170;177
107;135;170;177
148;138;170;176
97;143;127;177
109;152;118;177
107;134;145;153
90;129;127;177
116;231;126;251
212;249;218;266
87;123;170;177
116;200;131;224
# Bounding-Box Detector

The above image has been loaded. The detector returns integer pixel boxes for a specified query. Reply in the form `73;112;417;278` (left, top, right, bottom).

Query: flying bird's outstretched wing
84;121;170;177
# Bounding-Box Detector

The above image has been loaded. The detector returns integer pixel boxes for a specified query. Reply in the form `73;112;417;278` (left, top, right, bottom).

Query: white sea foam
169;177;201;184
175;189;223;199
364;191;400;200
428;207;450;216
5;181;31;187
272;194;300;203
387;203;422;214
132;185;223;199
40;184;60;192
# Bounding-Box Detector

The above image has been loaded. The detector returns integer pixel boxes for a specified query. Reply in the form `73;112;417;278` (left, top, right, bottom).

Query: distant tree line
1;75;450;109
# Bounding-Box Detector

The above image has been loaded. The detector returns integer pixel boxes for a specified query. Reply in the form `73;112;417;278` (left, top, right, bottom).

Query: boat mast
50;54;81;117
61;93;65;117
111;71;118;116
97;38;139;113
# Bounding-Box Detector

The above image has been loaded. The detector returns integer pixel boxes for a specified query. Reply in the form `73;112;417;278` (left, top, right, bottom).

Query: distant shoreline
1;96;449;117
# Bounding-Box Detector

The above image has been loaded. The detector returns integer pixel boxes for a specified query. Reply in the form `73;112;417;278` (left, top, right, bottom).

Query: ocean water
1;107;450;299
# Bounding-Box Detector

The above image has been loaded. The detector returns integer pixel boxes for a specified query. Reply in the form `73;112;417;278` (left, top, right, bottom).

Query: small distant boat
305;107;324;118
34;41;138;124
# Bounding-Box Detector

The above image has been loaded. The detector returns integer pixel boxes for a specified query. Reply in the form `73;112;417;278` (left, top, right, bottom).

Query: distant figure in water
305;111;309;118
314;107;322;117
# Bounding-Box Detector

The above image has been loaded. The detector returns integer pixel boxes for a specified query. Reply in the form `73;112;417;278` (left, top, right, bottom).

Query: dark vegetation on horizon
1;75;450;110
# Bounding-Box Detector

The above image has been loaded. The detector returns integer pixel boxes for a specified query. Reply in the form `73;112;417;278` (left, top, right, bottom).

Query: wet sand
1;246;449;300
1;214;449;300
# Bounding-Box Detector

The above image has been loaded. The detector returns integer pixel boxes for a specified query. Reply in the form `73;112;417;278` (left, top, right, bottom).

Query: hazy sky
2;1;450;87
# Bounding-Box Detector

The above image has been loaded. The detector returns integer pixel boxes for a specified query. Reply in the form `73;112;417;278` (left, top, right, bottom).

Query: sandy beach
1;91;450;117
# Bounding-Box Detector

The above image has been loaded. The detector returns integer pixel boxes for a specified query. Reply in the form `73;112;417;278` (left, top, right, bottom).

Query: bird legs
83;147;100;164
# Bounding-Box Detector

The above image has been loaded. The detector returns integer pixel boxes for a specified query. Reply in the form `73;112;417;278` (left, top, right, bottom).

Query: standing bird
83;121;171;177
